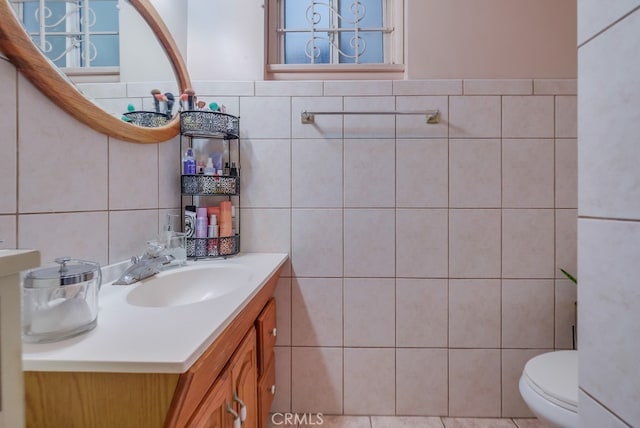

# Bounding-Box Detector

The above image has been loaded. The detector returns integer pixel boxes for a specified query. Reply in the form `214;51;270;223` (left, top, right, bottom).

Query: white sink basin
126;264;253;308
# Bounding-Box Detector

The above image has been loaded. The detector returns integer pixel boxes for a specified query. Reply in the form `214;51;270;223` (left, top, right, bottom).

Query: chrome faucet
113;241;175;285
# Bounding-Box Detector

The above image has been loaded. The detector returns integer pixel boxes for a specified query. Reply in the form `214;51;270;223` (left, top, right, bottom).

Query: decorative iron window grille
9;0;119;68
278;0;395;64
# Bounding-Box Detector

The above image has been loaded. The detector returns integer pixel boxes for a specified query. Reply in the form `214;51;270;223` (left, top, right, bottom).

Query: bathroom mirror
0;0;192;143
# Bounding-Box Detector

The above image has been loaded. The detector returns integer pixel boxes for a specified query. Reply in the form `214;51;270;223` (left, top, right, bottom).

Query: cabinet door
231;328;258;428
188;372;234;428
256;298;277;376
257;352;276;428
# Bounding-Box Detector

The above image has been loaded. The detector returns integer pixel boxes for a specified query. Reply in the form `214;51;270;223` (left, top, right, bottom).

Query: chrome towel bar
300;109;440;124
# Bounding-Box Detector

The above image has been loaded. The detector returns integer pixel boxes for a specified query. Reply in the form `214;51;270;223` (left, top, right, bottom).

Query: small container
184;205;197;238
22;257;101;343
183;148;196;175
162;214;187;267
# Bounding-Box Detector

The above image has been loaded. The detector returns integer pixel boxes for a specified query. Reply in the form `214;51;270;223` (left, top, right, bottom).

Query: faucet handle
144;240;166;258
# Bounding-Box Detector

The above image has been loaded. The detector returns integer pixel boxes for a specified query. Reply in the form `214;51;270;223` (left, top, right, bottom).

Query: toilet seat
519;350;578;428
522;350;578;412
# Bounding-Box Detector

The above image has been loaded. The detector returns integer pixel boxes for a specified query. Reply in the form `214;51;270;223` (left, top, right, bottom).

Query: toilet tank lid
523;350;578;408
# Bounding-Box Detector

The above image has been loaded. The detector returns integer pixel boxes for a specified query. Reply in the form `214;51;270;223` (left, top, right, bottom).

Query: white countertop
22;252;288;374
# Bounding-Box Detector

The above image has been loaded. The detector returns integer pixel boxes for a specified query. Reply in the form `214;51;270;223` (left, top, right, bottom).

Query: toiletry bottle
219;201;233;237
195;207;209;257
207;206;221;220
229;162;238;176
163;214;186;266
184;205;196;238
183;148;196;175
207;215;219;256
195;208;208;238
204;157;215;175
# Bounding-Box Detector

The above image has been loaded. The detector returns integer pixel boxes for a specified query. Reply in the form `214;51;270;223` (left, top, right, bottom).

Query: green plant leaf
560;268;578;284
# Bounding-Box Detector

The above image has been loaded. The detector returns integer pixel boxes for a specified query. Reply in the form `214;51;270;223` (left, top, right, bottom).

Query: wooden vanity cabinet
164;269;281;428
189;328;257;428
24;266;283;428
256;299;277;425
189;371;233;428
229;328;258;428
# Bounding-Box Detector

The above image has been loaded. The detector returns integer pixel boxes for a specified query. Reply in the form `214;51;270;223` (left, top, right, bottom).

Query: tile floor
267;415;548;428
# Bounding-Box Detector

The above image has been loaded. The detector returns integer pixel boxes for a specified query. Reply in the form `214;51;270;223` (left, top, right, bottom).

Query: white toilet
519;350;578;428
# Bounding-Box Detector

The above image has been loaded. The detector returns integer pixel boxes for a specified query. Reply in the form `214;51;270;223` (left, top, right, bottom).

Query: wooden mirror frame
0;0;192;143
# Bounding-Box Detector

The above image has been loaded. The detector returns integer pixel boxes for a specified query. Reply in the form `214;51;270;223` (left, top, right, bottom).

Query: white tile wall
502;139;554;208
109;140;159;210
449;279;501;348
577;0;640;44
501;280;554;348
578;9;640;220
396;349;448;415
343;348;395;415
449;209;501;278
344;139;395;207
449;96;501;138
449;349;501;417
18;77;109;213
579;5;640;424
0;215;17;249
578;219;640;423
578;391;631;428
291;278;343;347
344;278;395;347
396;139;448;208
449;139;501;208
291;209;343;277
0;59;17;214
502;96;554;138
291;139;343;208
343;209;395;277
291;346;343;413
1;68;578;419
463;80;532;96
396;209;448;277
396;279;448;347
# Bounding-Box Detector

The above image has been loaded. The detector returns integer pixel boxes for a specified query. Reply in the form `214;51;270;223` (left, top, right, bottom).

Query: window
10;0;119;69
266;0;403;75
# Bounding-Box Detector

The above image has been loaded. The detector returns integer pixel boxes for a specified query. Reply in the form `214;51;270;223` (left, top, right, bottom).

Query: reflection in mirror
8;0;179;120
10;0;120;69
0;0;191;142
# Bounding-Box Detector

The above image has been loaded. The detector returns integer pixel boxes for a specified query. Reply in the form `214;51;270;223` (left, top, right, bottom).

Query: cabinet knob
270;327;277;337
269;385;276;395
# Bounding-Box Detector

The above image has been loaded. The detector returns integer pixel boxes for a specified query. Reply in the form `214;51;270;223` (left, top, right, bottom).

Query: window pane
284;0;333;64
339;0;382;28
282;0;387;65
285;32;330;64
22;2;66;33
85;34;118;66
339;31;383;63
16;0;119;68
87;1;118;32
